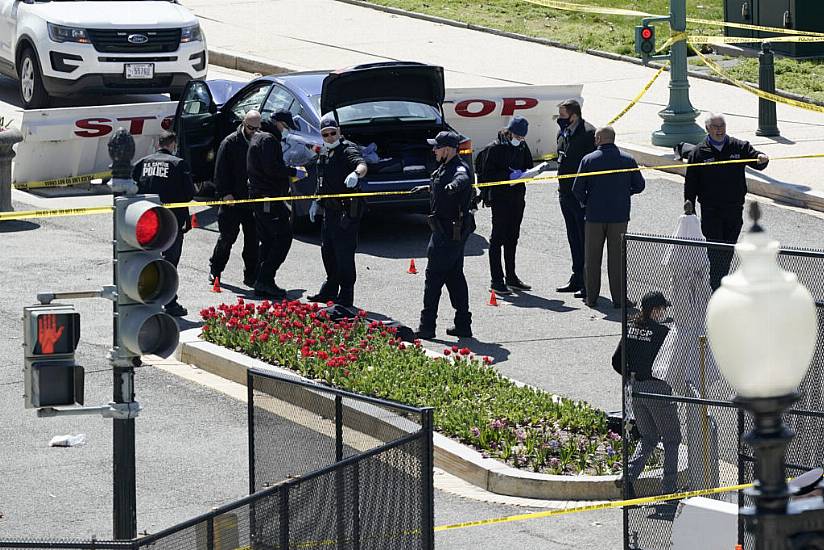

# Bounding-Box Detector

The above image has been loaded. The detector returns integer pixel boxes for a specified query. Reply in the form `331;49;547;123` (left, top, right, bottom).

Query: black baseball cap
427;131;460;149
271;109;297;130
641;291;671;310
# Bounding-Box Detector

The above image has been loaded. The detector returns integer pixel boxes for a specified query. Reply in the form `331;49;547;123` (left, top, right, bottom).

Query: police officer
685;113;769;289
414;131;476;340
306;116;367;308
247;109;297;299
132;130;194;317
555;99;596;297
208;109;260;287
482;115;534;295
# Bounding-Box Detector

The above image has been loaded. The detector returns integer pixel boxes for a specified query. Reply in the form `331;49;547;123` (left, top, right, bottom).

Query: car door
0;0;19;65
174;80;217;185
219;81;272;138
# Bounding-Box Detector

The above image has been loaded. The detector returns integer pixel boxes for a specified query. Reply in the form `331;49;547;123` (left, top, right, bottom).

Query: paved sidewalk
184;0;824;211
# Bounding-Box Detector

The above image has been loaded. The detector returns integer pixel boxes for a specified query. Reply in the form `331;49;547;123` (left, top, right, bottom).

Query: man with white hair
684;113;769;289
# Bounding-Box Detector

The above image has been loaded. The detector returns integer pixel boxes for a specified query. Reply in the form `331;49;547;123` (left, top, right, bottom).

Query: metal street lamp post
651;0;706;147
706;203;824;549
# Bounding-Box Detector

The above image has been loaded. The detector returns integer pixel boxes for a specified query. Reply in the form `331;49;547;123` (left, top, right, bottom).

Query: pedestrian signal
23;304;83;408
635;24;656;58
114;195;180;359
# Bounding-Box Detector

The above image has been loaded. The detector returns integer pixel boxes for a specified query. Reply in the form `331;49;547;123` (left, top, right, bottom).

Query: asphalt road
3;165;824;547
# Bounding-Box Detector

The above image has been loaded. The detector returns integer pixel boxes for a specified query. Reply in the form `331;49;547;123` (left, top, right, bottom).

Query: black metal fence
0;369;434;550
621;233;824;550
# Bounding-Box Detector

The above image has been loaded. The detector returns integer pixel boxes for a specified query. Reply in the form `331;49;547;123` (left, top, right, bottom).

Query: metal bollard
0;128;23;212
756;42;780;137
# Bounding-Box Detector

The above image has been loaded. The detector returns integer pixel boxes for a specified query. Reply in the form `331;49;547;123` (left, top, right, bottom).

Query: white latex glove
344;171;360;189
309;200;323;223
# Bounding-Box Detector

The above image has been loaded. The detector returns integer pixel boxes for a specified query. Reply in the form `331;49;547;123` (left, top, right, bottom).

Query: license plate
125;63;154;80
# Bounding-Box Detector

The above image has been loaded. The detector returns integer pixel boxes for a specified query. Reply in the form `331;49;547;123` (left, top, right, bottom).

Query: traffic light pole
109;129;139;541
651;0;706;147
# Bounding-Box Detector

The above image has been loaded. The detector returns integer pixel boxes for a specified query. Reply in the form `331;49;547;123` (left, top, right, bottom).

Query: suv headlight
47;23;90;44
180;24;202;43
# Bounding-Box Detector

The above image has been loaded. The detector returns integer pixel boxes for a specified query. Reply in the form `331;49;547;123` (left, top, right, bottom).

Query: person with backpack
475;116;534;295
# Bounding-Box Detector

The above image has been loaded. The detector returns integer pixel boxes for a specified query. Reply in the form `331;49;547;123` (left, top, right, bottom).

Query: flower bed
200;298;625;476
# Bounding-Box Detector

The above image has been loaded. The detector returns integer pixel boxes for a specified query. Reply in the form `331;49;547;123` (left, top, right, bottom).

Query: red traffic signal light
641;27;653;40
136;208;161;247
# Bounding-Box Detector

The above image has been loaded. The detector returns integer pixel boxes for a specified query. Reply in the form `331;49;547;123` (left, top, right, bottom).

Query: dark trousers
163;229;184;307
420;232;471;331
559;192;586;287
629;379;682;495
319;211;360;306
584;221;627;306
253;203;292;286
700;204;744;290
489;187;526;284
209;205;258;280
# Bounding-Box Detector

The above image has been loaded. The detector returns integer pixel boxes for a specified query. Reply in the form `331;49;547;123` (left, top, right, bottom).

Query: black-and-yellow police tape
434;481;753;533
12;171;111;191
689;44;824;115
4;153;824;223
607;64;668;125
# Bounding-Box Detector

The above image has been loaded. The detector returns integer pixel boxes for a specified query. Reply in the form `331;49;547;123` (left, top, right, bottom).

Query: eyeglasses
708;124;726;129
245;124;261;131
321;130;338;138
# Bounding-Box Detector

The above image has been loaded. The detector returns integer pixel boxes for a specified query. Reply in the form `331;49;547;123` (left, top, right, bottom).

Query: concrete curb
619;143;824;212
175;328;640;500
208;48;294;76
332;0;824;108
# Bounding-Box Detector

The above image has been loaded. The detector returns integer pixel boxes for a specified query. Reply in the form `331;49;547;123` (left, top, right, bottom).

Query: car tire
18;48;50;110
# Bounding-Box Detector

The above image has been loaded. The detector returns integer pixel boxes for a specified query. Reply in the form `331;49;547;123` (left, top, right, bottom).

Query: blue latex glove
345;171;360;189
309;200;323;223
509;169;525;180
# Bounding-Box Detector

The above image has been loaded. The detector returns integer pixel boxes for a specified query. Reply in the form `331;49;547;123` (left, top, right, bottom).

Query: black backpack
473;141;498;184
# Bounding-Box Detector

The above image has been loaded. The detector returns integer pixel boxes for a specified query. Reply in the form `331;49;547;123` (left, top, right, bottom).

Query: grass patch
201;298;628;475
363;0;824;102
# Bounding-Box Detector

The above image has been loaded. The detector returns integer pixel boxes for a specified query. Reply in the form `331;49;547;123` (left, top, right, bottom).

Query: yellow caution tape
607;64;667;125
689;34;824;45
687;17;824;38
13;171;111;190
434;481;753;532
689;44;824;115
5;153;824;222
522;0;653;18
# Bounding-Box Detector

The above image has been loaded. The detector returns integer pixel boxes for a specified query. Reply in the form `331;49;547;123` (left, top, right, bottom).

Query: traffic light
23;304;83;408
635;24;656;58
114;195;180;359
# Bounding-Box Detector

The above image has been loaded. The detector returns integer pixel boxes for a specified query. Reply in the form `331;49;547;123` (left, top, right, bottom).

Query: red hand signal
37;314;65;354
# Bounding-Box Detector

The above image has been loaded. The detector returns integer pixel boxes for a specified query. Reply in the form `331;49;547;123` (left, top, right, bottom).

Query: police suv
0;0;207;109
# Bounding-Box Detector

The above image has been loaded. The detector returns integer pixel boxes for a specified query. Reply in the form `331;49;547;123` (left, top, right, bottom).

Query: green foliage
200;298;625;476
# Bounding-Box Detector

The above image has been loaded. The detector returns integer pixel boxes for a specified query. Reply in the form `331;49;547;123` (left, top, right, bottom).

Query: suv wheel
19;48;50;110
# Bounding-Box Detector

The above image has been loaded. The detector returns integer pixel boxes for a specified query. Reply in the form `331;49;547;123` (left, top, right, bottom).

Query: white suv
0;0;208;109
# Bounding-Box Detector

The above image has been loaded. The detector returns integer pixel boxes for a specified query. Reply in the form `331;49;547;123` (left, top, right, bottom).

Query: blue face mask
557;117;570;131
510;138;522;147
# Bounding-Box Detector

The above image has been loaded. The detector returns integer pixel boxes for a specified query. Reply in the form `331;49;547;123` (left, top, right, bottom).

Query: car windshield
310;96;440;125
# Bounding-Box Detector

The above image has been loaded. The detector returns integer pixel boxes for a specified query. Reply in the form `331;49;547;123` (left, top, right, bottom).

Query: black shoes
165;303;188;317
254;282;286;299
208;273;218;283
307;292;336;303
414;327;436;340
446;326;472;338
489;281;512;295
556;282;582;293
573;290;587;299
505;278;532;291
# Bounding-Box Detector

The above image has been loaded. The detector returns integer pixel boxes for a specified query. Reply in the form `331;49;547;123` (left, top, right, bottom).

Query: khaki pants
584;221;627;306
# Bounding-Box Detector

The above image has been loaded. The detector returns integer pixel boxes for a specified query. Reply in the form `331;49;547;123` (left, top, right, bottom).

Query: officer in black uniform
247;109;297;299
414;131;476;340
684;113;769;289
208;109;260;287
132;130;195;317
307;116;367;308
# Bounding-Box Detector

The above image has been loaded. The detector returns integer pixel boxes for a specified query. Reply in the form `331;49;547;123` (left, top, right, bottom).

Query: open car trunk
342;124;444;182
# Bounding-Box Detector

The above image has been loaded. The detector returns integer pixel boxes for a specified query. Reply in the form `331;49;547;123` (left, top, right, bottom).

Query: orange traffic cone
190;213;199;229
488;290;498;306
211;276;222;293
407;259;418;274
735;546;744;550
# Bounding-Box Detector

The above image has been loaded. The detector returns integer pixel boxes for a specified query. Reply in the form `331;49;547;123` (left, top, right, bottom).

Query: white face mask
281;127;290;136
510;138;522;147
323;139;340;152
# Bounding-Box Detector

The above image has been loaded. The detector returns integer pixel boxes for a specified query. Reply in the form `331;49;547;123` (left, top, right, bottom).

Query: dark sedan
173;61;473;222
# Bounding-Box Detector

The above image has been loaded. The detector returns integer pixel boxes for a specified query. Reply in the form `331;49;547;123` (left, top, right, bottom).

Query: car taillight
459;140;473;156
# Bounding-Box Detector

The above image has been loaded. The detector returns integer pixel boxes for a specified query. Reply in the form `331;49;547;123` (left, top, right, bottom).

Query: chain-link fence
1;369;434;550
621;233;824;550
